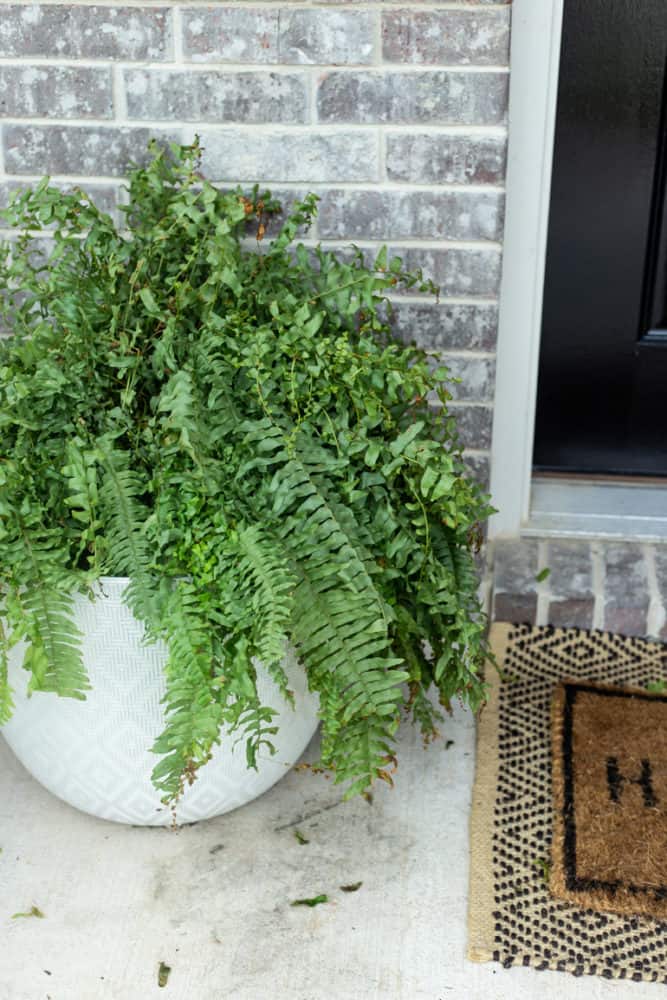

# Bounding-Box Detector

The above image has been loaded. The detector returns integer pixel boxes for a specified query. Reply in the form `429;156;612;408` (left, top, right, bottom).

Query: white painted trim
488;0;564;538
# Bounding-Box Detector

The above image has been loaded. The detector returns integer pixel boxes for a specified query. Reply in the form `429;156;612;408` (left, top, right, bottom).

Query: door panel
534;0;667;476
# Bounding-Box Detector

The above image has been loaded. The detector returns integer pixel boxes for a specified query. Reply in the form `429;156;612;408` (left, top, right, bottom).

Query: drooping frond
0;621;15;724
150;580;226;801
20;587;89;699
96;443;158;627
233;524;295;697
273;459;409;791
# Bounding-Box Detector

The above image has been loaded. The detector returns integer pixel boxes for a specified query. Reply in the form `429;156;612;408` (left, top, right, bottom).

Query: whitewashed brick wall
0;1;511;487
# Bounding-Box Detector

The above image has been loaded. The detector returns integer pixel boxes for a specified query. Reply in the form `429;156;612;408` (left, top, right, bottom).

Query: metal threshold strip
524;476;667;542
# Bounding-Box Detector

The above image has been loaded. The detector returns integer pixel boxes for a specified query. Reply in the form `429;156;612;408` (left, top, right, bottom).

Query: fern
233;525;295;697
96;443;159;629
20;588;89;700
150;581;225;800
0;140;493;805
0;621;15;724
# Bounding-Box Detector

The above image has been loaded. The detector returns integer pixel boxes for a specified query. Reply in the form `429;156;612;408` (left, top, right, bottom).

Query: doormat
468;622;667;983
551;680;667;919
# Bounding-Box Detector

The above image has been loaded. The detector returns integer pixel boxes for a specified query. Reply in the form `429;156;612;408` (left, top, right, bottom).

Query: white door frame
488;0;565;538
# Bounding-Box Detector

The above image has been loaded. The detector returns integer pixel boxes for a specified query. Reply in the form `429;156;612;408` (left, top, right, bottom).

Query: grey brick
125;70;307;124
182;8;374;65
193;129;378;183
462;452;490;492
386;133;506;185
317;190;503;242
317;71;509;125
0;66;112;120
280;9;375;64
440;355;495;403
390;302;498;351
182;8;278;63
0;6;172;60
493;539;538;591
603;543;649;636
604;607;648;637
448;404;493;449
395;247;502;297
382;10;510;66
546;541;593;599
653;546;667;604
603;544;649;610
547;598;595;630
3;126;177;177
493;593;537;625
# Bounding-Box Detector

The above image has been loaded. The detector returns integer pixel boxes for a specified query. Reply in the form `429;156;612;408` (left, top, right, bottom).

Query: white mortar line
0;172;505;194
172;5;184;63
644;545;665;640
0;57;510;74
388;294;499;305
591;541;605;631
0;107;507;139
307;68;317;125
111;64;126;121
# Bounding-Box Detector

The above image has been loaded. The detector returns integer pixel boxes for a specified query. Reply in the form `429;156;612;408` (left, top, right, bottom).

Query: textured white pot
1;578;320;826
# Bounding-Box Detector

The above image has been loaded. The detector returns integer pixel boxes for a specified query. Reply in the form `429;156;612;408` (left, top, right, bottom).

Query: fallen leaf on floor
11;906;45;919
532;858;551;885
290;894;329;908
340;882;363;893
158;961;171;988
535;567;551;582
293;829;310;845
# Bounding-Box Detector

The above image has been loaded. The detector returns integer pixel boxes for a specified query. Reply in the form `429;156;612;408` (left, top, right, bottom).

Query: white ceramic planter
1;578;320;826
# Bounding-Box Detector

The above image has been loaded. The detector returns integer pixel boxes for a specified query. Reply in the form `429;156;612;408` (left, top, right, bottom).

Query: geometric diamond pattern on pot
2;578;320;826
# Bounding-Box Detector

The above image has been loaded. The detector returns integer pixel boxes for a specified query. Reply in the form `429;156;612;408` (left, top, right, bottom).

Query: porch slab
0;705;662;999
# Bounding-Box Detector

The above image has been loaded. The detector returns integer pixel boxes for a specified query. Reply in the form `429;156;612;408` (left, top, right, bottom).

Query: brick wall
0;1;511;484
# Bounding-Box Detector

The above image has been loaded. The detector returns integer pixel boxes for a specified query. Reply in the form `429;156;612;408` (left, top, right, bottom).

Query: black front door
534;0;667;477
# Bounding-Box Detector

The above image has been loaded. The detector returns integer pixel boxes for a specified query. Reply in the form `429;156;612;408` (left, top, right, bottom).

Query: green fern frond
156;369;202;463
96;443;158;627
271;459;409;789
20;588;89;699
234;524;295;696
0;621;15;724
150;581;225;801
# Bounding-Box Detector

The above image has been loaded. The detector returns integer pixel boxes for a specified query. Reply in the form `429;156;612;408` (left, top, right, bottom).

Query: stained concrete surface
0;707;660;1000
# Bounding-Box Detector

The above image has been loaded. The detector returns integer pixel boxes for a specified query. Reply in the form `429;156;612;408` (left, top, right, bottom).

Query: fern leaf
0;621;15;724
272;459;408;790
96;443;158;627
234;524;295;696
20;588;89;699
150;581;225;801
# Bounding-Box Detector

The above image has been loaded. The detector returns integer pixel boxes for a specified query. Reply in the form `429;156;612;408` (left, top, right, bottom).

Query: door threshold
523;476;667;542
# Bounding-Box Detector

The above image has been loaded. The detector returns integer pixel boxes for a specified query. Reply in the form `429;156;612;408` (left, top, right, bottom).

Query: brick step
489;538;667;641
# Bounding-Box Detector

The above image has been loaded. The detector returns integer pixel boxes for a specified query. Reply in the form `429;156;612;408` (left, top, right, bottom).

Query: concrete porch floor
1;705;662;1000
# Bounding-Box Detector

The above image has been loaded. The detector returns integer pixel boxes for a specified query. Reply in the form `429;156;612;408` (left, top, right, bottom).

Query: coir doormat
551;679;667;919
468;622;667;983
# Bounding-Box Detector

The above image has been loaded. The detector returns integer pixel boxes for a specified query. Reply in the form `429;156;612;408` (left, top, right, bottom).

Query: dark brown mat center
551;680;667;917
